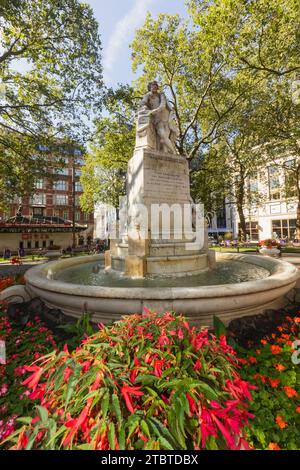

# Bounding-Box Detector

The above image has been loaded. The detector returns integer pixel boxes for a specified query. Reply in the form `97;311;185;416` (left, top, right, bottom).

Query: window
30;194;46;206
42;240;47;248
27;241;32;249
75;169;82;177
35;241;39;248
63;211;69;220
268;166;281;200
216;204;226;228
84;213;90;221
284;160;297;198
33;207;44;216
248;173;259;204
75;195;80;206
75;211;81;221
54;180;68;191
75;181;83;192
271;219;296;240
55;195;68;205
74;149;82;157
238;221;259;241
38;144;49;151
35;179;44;189
56;168;69;176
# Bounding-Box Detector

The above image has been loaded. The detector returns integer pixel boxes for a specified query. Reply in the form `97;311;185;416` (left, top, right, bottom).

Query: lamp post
71;155;76;248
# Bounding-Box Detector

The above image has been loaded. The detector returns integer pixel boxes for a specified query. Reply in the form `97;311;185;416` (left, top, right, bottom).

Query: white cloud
103;0;154;84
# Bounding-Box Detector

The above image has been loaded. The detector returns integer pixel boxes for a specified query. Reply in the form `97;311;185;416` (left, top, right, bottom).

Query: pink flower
0;383;8;397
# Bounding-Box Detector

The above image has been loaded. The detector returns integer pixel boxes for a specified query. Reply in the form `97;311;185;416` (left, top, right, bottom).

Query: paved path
0;261;46;278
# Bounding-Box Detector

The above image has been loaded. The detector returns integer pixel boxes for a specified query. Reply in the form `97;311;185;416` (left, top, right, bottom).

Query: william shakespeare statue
136;81;179;154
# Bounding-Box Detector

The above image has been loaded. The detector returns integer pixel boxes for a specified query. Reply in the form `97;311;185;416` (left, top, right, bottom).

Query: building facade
0;145;94;252
231;159;298;242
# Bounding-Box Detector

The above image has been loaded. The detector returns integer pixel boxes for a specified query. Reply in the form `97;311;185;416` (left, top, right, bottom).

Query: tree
0;0;103;209
252;79;300;237
80;86;136;211
131;13;253;161
188;0;300;77
130;1;300;239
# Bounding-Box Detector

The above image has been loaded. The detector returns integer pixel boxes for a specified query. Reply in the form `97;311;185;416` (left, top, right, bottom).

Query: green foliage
58;313;96;350
237;313;300;450
0;0;103;208
80;86;136;210
3;311;254;450
130;0;300;225
0;304;57;444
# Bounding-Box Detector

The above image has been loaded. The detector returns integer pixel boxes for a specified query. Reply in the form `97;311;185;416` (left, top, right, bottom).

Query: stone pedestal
106;148;212;277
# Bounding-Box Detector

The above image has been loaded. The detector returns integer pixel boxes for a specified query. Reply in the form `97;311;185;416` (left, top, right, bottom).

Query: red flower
157;332;170;347
120;385;144;413
22;365;43;390
269;442;281;450
193;358;202;370
269;378;280;388
270;345;282;355
186;393;197;415
283;386;298;398
153;359;164;378
16;430;28;449
274;363;285;372
177;328;184;340
248;356;257;364
295;406;300;414
275;415;288;429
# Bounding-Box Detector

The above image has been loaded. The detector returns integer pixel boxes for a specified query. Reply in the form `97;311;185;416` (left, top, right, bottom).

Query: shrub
237;314;300;450
0;303;57;444
3;311;255;450
0;275;25;292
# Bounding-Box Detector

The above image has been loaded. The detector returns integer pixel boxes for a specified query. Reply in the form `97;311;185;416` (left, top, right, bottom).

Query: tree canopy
80;86;136;211
0;0;103;209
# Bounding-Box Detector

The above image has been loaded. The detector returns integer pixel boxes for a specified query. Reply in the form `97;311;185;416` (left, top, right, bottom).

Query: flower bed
2;310;254;450
1;303;299;451
0;275;25;292
0;303;57;444
237;314;300;450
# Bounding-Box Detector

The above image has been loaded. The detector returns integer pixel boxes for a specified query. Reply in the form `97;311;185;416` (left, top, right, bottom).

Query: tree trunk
237;202;247;241
295;198;300;240
236;178;247;241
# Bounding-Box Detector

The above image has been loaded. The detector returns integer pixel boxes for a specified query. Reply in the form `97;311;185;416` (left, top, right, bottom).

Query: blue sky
86;0;187;88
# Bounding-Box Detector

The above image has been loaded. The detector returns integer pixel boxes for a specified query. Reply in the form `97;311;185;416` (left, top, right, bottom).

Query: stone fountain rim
24;252;299;300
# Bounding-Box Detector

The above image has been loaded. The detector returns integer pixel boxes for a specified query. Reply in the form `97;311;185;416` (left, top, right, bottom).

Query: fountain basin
24;253;299;326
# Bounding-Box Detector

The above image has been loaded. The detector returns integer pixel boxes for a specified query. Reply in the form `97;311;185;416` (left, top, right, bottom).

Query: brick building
0;145;93;252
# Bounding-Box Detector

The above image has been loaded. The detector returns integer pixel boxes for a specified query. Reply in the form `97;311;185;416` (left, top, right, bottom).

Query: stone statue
136;81;179;154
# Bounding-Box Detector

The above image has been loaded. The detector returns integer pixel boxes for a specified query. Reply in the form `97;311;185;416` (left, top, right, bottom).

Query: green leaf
35;405;48;424
64;363;82;409
147;416;182;450
108;422;115;450
213;315;227;338
158;435;174;450
112;393;122;426
118;428;126;450
101;391;110;419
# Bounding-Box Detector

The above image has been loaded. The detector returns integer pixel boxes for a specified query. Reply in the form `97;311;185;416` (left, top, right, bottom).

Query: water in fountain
56;259;270;288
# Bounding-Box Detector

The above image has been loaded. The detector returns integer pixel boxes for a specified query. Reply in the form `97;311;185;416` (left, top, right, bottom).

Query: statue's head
148;81;159;93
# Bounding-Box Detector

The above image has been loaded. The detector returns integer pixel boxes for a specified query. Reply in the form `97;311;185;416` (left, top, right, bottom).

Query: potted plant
258;239;281;257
